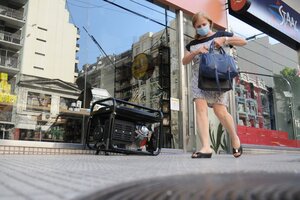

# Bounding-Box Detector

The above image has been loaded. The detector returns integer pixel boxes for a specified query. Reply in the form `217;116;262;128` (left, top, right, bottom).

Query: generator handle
90;97;163;119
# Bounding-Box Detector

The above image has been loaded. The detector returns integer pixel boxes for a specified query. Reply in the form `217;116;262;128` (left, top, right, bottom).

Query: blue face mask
196;24;210;36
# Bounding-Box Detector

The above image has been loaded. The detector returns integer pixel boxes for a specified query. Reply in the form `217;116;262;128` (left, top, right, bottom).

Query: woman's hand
214;36;247;48
214;37;226;48
182;45;209;65
196;45;209;54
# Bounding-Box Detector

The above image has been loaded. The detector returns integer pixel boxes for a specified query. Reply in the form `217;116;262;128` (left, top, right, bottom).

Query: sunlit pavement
0;151;300;200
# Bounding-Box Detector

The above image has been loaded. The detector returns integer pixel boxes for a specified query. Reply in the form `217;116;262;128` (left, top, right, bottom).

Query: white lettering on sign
279;5;298;32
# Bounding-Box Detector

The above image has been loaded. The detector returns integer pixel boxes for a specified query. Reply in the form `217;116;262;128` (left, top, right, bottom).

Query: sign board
283;91;293;98
153;0;227;29
131;53;154;80
170;97;180;111
229;0;300;50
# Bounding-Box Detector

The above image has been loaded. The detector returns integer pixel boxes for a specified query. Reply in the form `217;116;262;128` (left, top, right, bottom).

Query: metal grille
111;119;135;143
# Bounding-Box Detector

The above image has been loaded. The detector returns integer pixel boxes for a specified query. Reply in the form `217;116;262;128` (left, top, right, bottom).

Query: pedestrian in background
182;12;247;158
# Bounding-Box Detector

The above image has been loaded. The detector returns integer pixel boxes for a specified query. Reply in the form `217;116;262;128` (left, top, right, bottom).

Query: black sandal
191;152;212;158
232;146;243;158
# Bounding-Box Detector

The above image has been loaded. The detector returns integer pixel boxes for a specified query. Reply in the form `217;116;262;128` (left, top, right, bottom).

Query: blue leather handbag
198;41;238;91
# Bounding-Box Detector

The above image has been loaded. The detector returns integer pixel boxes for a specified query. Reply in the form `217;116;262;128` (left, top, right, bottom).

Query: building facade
0;0;81;146
21;0;79;82
80;16;300;151
1;0;299;153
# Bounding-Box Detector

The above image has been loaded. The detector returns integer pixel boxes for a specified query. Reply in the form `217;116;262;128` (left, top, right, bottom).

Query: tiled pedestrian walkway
0;151;300;200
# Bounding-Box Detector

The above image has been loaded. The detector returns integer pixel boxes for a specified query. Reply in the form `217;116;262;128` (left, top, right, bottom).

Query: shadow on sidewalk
75;172;300;200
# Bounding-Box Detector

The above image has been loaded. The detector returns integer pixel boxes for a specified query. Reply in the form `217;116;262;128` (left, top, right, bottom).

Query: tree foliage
280;67;299;85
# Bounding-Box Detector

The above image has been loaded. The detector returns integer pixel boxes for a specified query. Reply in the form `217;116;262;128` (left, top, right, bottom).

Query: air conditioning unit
41;113;51;121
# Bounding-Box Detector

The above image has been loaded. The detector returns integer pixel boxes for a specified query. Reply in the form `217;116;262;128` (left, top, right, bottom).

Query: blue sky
67;0;262;70
67;0;174;69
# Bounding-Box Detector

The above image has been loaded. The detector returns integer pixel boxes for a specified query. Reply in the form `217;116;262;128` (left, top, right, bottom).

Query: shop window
59;97;79;112
26;92;51;112
0;72;16;123
235;74;272;129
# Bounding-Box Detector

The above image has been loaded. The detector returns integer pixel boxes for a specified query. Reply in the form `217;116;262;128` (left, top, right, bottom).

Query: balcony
76;27;80;39
0;30;22;50
0;48;20;76
0;5;23;20
0;5;25;28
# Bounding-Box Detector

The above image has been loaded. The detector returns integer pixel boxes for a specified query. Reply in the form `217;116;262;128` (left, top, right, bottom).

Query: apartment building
21;0;79;82
1;0;298;152
0;0;81;143
0;0;25;85
0;0;27;134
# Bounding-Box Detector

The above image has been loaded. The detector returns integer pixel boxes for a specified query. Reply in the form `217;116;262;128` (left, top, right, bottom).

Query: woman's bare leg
194;99;212;154
212;104;241;157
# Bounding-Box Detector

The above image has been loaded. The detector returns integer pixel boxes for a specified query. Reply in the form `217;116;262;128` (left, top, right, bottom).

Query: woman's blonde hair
192;12;214;39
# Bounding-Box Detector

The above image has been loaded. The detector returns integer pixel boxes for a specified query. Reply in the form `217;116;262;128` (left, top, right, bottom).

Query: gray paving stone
0;184;16;196
0;197;29;200
0;153;299;199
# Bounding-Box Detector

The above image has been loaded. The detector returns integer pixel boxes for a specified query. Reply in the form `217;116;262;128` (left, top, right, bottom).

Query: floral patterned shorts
191;71;229;108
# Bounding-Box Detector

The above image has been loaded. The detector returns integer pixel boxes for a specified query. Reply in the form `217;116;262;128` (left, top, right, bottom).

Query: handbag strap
209;40;226;54
209;41;215;53
215;70;233;92
210;40;227;92
215;67;221;92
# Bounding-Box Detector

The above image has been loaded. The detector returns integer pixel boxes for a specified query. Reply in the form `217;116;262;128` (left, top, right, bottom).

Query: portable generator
86;98;163;155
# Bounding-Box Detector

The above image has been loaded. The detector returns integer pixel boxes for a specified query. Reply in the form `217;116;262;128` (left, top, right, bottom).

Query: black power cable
102;0;174;31
82;26;116;68
129;0;175;19
102;0;193;39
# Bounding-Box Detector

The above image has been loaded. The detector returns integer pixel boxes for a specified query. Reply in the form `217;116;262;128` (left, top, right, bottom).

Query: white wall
21;0;77;83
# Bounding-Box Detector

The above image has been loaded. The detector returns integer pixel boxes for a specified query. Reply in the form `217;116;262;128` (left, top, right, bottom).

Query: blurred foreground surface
0;150;300;200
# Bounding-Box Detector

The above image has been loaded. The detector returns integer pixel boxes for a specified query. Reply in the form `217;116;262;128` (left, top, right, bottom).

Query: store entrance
227;0;300;147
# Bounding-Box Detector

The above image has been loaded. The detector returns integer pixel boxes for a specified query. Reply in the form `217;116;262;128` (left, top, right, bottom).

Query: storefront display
26;92;51;112
0;72;16;140
235;73;271;129
235;73;300;147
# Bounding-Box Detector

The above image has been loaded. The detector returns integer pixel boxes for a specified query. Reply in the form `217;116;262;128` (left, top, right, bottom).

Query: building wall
236;36;299;137
21;0;77;83
82;55;115;97
237;37;298;80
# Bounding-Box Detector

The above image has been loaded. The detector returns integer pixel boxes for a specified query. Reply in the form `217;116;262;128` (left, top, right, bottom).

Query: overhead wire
102;0;193;39
228;19;297;67
230;23;297;64
143;28;167;53
68;0;298;57
102;0;171;29
248;40;297;65
234;30;298;66
67;1;97;8
68;0;297;72
239;44;298;68
72;0;106;7
69;0;175;26
67;0;106;8
68;0;189;38
128;0;175;19
67;0;147;17
83;26;116;68
236;55;273;72
65;0;76;25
